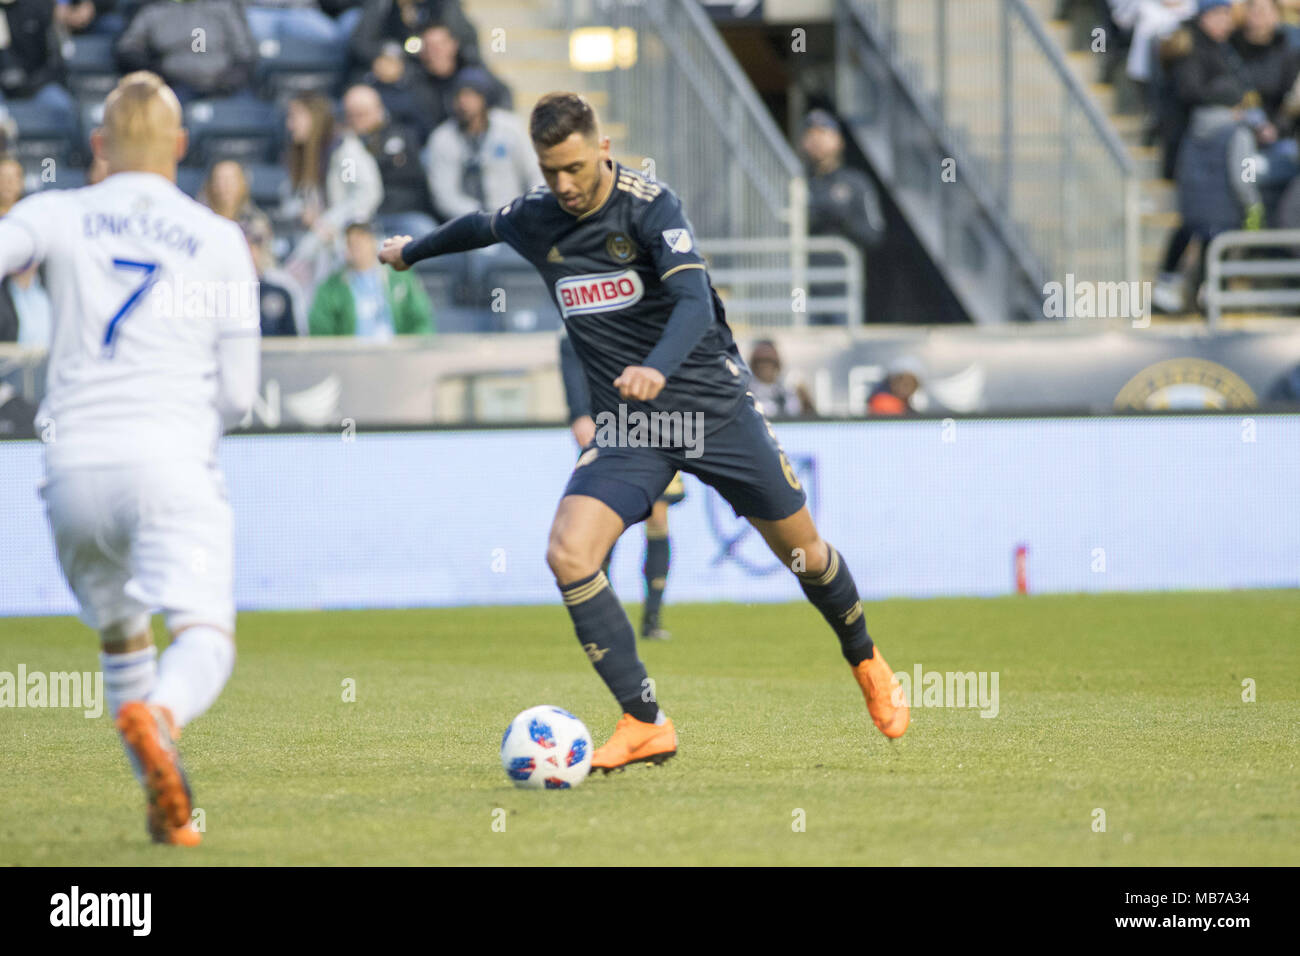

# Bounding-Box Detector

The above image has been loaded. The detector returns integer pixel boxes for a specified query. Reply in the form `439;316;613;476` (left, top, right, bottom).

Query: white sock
101;646;159;783
100;646;158;719
148;627;235;729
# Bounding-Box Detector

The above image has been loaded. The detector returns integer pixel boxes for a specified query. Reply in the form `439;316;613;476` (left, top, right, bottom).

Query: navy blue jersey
491;161;749;427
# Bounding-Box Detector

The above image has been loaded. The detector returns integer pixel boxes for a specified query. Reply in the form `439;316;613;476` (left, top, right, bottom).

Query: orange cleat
116;701;201;846
852;650;910;739
591;713;678;773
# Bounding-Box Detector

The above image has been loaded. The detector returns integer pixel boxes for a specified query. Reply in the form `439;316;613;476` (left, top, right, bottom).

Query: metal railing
847;0;1138;290
562;0;815;323
701;236;864;329
1205;229;1300;326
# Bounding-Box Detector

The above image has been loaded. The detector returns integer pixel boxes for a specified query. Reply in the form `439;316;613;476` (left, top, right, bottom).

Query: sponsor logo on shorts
555;269;644;318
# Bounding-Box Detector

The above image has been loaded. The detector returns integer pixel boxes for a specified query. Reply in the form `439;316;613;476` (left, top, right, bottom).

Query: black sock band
560;570;657;722
641;533;670;633
797;546;874;666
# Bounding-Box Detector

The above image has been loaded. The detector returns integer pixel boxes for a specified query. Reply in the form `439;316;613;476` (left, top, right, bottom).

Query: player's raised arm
378;210;501;271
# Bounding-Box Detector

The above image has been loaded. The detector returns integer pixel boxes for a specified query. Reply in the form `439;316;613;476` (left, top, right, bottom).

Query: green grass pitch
2;591;1297;866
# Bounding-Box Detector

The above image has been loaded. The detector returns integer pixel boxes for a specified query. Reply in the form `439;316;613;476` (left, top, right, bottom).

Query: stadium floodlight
569;27;637;71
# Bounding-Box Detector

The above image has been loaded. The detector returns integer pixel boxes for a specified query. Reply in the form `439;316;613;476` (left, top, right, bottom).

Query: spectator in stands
199;159;269;235
868;356;924;416
425;67;536;221
281;91;384;287
0;156;49;346
800;109;884;325
748;340;815;420
245;215;309;336
351;0;479;68
309;220;433;337
115;0;258;104
1162;0;1258;307
1110;1;1198;87
365;40;438;140
0;264;51;346
1157;0;1300;309
55;0;125;37
1233;0;1300;202
342;83;438;235
408;20;511;136
244;0;347;53
0;0;78;134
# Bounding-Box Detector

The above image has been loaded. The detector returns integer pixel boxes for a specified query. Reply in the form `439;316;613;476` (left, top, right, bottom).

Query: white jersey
0;171;261;469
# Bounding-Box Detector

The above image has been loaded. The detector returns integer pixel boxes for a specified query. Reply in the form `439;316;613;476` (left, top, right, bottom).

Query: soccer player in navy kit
380;93;908;771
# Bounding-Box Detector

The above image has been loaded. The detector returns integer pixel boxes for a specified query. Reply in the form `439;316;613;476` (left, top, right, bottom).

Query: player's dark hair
530;93;598;148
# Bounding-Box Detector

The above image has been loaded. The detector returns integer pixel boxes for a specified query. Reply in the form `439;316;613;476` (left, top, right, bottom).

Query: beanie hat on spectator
453;67;496;97
803;109;841;134
1197;0;1231;13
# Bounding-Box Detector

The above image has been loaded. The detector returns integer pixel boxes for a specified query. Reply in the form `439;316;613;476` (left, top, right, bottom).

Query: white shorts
39;461;235;634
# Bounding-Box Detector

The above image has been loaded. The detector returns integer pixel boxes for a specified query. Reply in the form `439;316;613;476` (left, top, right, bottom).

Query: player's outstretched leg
641;500;671;640
751;507;909;739
547;494;677;772
119;623;236;845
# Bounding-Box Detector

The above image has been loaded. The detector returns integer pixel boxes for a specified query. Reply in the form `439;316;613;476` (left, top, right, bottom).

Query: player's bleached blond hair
100;71;183;169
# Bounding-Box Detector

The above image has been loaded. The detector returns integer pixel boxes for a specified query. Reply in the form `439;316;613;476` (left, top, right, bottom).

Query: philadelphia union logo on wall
605;232;636;262
1114;358;1257;410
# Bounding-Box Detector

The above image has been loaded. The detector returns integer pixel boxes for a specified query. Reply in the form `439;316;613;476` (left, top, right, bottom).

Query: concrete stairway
460;1;631;150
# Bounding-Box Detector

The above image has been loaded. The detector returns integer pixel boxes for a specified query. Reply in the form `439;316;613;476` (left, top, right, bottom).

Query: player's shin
559;570;660;723
795;545;875;665
148;625;236;728
101;644;159;782
641;531;669;634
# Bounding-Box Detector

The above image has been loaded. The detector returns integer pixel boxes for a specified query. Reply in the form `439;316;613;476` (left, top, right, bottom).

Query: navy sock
641;531;669;633
797;546;874;666
560;570;658;722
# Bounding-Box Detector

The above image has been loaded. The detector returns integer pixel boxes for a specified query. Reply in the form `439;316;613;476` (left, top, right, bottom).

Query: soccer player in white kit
0;72;260;846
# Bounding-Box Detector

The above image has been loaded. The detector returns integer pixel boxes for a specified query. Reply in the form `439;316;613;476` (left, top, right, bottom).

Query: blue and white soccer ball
500;705;593;789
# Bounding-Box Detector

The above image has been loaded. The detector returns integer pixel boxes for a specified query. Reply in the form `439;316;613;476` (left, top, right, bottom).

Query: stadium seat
61;35;119;102
481;261;562;332
184;95;282;167
255;34;345;102
4;98;78;169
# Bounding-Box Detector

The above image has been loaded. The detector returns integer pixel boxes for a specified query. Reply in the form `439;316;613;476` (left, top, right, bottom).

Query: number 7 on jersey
102;258;159;357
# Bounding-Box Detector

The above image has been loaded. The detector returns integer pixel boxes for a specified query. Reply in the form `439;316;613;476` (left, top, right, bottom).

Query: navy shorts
563;394;807;526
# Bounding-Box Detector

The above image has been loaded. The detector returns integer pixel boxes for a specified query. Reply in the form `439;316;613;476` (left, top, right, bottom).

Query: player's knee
99;616;152;653
546;531;599;584
791;537;831;576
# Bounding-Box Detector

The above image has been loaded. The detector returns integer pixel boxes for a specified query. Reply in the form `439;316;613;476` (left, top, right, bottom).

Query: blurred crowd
1100;0;1300;309
0;0;540;342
